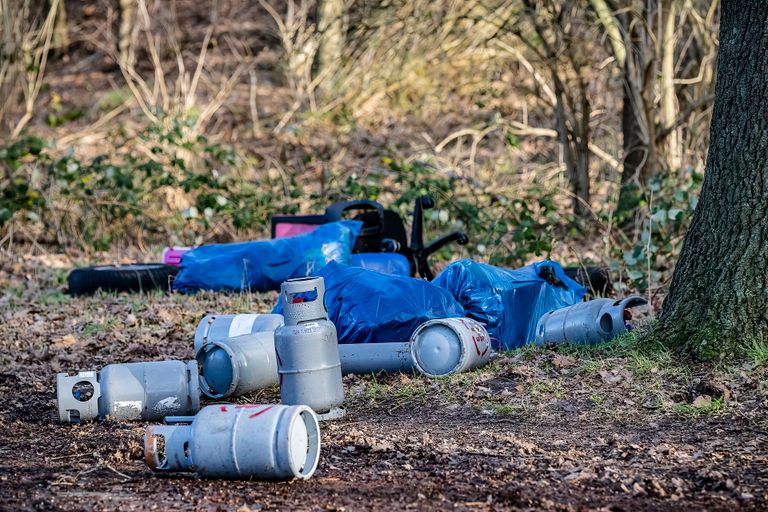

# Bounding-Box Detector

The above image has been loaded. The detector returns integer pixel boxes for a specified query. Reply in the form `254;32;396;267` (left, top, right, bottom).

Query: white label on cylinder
154;396;181;413
113;400;143;418
228;314;259;337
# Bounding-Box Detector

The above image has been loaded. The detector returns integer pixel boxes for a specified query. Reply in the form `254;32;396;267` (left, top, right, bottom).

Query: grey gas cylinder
194;313;284;353
534;296;648;345
410;318;494;377
144;404;320;480
339;342;414;374
275;277;345;413
56;360;200;423
196;331;279;399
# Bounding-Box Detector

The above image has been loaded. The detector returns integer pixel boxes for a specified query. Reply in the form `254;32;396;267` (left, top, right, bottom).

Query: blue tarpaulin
173;221;362;293
273;261;465;344
432;259;586;350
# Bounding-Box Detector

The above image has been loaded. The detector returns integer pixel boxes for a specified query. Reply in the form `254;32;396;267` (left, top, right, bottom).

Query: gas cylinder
275;277;345;413
534;296;647;345
339;342;413;374
196;331;279;399
56;360;200;423
194;313;284;353
410;318;493;377
144;404;320;480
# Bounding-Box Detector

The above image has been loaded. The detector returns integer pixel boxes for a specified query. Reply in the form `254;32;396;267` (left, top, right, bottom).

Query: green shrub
0;122;294;250
613;169;702;288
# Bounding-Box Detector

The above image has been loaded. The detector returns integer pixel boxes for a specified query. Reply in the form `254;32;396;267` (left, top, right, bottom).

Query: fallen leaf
55;334;78;349
599;370;624;385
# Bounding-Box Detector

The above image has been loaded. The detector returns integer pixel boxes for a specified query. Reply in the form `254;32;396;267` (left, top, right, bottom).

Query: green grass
82;318;120;336
358;368;485;407
579;358;608;375
38;289;67;306
746;340;768;367
489;403;522;415
674;396;724;417
626;342;672;376
529;380;564;399
588;392;606;405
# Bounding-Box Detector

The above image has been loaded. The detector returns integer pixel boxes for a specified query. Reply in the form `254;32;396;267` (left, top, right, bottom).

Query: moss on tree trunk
654;1;768;359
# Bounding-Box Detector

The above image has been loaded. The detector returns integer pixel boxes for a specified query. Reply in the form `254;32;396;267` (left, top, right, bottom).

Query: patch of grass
546;330;646;361
626;342;672;376
434;373;473;402
129;296;148;314
489;403;521;415
82;319;120;336
746;340;768;368
37;288;67;306
361;374;416;403
53;269;69;286
588;392;606;405
674;397;724;417
393;380;429;400
475;356;506;375
580;358;607;375
515;343;549;360
530;380;564;399
554;330;685;381
6;283;26;299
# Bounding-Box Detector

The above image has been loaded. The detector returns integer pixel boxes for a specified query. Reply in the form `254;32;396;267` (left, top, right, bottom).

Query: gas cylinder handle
281;277;328;325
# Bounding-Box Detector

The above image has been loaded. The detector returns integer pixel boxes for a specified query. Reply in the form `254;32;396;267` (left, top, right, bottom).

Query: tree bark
655;1;768;358
616;1;655;225
659;0;682;170
317;0;345;80
53;0;69;51
118;0;137;68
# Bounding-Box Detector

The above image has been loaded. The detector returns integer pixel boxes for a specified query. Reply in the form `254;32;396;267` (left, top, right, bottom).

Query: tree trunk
317;0;345;81
616;1;655;226
617;72;651;220
655;1;768;358
118;0;137;68
53;0;69;51
659;0;682;170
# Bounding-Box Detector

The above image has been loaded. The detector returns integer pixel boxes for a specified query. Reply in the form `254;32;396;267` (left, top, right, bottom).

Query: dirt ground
0;252;767;511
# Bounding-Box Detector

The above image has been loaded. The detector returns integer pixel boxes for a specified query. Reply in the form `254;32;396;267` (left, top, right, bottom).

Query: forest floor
1;251;767;511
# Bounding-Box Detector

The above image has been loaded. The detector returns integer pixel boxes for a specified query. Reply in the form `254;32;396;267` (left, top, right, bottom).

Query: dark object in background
271;196;469;280
67;263;178;296
563;266;612;295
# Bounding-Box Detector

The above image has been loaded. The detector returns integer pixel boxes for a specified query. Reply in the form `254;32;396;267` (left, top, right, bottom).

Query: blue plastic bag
173;221;362;293
350;253;411;276
273;261;465;344
432;259;586;350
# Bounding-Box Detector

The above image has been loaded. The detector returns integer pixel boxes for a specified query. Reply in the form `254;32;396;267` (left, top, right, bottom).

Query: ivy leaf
667;208;684;221
651;209;667;223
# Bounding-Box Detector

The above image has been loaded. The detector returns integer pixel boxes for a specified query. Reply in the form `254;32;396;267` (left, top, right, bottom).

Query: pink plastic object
162;247;192;266
273;223;319;239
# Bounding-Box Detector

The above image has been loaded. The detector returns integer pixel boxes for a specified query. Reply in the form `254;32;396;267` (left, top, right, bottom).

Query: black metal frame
270;195;468;280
